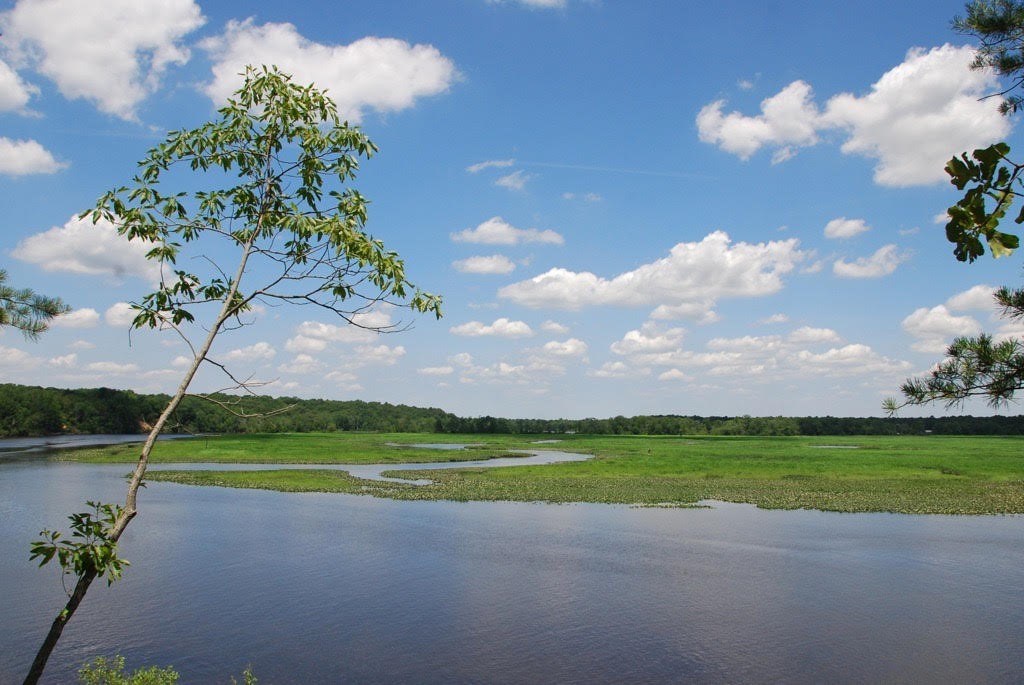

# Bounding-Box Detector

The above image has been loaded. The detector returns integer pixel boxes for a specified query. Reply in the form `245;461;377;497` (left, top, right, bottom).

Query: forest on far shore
2;383;1023;438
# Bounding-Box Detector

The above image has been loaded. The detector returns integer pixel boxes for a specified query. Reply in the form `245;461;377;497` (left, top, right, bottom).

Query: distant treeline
2;383;1023;437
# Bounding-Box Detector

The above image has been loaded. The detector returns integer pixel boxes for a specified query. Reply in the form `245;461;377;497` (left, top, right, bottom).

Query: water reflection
2;461;1022;684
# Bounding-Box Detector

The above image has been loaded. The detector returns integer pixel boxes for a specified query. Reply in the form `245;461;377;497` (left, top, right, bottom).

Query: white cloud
0;344;39;369
542;338;588;357
698;45;1010;186
610;324;685;355
418;365;454;376
69;340;96;350
85;361;140;374
697;80;821;160
495;170;531;191
353;344;406;366
171;355;191;368
52;308;99;329
945;284;997;312
48;353;76;368
450;217;564;245
0;57;37;112
278;354;320;375
467;159;515;173
0;138;66;175
787;326;841;344
284;335;329;354
201;19;457;122
105;302;137;327
500;231;807;320
658;369;692;382
450;318;534;338
541;320;570;335
452;255;516;275
222;342;276;362
902;304;981;353
1;0;204;120
824;217;871;240
587;361;649;379
12;215;160;283
833;244;907;279
759;313;789;325
294;318;382;345
608;324;910;383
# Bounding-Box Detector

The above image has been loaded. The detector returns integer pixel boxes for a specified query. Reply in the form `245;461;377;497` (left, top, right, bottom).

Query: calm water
2;447;1023;683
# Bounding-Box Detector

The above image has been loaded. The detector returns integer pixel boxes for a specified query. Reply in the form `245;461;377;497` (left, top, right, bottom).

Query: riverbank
60;432;1024;515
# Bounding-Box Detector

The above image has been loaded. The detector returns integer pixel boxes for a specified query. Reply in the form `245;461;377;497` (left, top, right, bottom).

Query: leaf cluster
78;656;178;685
955;0;1024;114
84;64;441;332
30;501;129;587
944;143;1022;261
0;269;70;339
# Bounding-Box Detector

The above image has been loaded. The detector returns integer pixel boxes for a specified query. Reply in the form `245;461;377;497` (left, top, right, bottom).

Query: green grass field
67;432;1024;514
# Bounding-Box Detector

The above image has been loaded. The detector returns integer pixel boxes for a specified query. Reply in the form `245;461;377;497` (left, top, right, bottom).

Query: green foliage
85;65;440;333
78;656;178;685
30;502;129;587
0;269;69;339
954;0;1024;114
146;433;1024;515
944;143;1022;261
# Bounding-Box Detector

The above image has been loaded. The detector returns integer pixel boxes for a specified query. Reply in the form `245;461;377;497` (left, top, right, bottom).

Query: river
2;437;1023;683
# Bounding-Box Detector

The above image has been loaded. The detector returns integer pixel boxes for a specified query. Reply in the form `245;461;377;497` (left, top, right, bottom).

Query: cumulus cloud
495;170;531;191
452;255;516;275
450;317;534;338
467;159;515;173
201;19;457;122
85;361;140;374
608;324;909;382
541;338;588;357
0;344;39;369
353;344;406;366
832;244;908;279
48;353;76;368
12;215;160;283
587;361;645;379
1;0;204;119
697;80;821;159
610;324;685;355
945;284;998;312
500;231;807;321
221;342;276;362
105;302;137;327
658;369;692;382
291;313;391;347
0;57;37;112
278;354;320;375
450;217;564;245
52;308;99;329
540;320;570;335
787;326;841;344
902;304;982;353
0;138;67;175
759;313;790;325
418;365;454;376
698;45;1010;186
824;217;871;240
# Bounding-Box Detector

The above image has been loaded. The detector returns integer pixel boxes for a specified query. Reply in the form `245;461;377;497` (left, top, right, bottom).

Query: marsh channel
1;436;1022;683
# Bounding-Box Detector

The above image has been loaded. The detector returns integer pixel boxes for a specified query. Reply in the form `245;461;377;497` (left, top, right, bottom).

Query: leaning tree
24;65;441;684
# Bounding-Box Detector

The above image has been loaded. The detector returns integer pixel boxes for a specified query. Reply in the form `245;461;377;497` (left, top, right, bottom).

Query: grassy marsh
64;433;1024;514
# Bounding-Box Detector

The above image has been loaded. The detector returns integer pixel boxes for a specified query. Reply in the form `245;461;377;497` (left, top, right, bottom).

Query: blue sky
2;0;1023;419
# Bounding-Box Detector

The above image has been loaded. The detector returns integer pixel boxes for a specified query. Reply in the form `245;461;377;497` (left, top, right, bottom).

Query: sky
2;0;1024;420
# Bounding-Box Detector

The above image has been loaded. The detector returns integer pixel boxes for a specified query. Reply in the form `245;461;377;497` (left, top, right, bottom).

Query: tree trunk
23;569;97;685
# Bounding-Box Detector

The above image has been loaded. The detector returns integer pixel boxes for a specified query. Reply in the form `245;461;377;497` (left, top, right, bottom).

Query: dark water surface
2;452;1023;683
